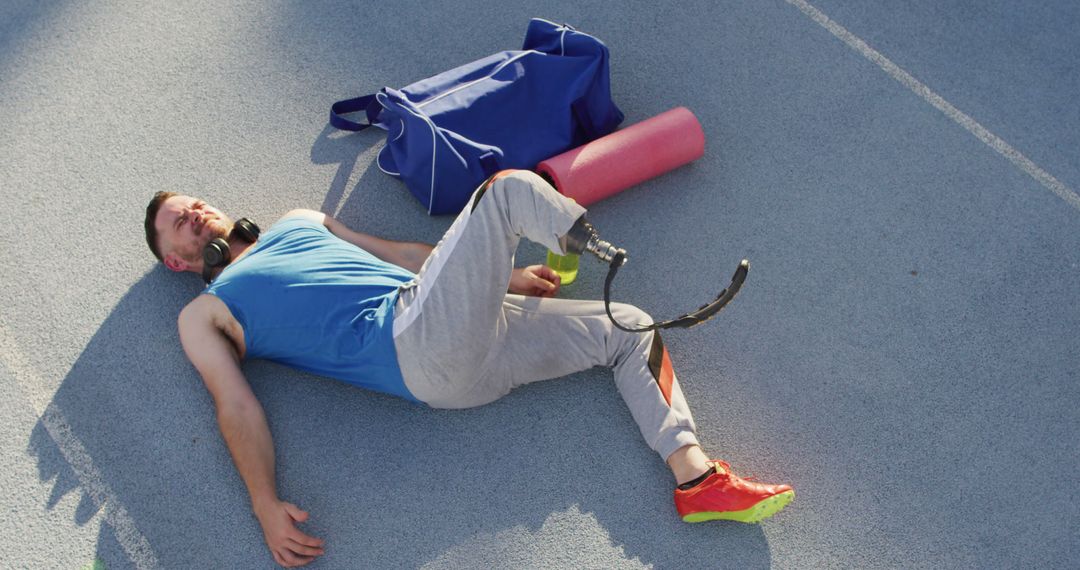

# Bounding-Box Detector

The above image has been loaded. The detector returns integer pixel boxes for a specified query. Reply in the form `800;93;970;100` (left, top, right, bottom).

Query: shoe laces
709;460;757;482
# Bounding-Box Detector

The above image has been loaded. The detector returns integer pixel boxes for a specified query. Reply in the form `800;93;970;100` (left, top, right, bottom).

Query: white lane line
0;326;161;570
786;0;1080;213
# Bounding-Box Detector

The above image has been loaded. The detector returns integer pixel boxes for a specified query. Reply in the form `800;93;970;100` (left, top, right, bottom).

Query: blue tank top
204;215;419;403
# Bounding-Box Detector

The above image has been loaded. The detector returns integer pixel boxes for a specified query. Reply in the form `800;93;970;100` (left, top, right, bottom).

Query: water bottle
546;248;580;285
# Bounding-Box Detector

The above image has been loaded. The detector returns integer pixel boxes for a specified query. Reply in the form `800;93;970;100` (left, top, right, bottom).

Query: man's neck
204;237;257;282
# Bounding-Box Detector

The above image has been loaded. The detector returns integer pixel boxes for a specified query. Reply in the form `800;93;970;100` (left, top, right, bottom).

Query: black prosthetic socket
563;216;594;256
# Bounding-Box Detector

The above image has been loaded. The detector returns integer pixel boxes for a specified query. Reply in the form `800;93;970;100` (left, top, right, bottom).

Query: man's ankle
677;469;714;490
667;444;711;485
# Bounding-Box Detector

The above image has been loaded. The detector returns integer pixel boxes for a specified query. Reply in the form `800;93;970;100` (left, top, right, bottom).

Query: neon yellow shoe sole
681;490;795;523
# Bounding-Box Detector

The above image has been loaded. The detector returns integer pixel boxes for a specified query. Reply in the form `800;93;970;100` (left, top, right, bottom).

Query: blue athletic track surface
2;1;1077;568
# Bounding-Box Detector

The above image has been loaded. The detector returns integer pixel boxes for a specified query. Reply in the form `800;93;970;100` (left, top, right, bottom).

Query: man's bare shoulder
179;294;233;327
179;294;247;358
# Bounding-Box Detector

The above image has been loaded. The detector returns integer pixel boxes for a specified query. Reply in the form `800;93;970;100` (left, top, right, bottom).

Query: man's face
154;195;233;272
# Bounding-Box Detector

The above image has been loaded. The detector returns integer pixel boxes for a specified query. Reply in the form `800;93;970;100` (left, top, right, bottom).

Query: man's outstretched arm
286;209;559;294
178;296;324;567
329;217;433;273
280;209;433;273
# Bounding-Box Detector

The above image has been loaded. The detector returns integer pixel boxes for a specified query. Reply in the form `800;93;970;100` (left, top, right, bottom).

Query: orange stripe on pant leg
657;348;674;406
470;169;522;212
648;331;675;406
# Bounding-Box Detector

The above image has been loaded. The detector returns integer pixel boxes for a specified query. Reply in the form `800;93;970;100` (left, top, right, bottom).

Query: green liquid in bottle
546;249;580;285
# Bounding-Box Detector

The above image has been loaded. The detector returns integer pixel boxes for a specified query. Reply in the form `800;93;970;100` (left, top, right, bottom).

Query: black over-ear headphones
202;217;260;284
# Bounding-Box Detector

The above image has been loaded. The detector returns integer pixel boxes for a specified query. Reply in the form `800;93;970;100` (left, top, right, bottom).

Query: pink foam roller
536;107;705;206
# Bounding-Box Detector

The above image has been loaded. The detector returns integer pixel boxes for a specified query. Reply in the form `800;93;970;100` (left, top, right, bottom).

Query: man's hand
509;265;561;297
255;499;325;567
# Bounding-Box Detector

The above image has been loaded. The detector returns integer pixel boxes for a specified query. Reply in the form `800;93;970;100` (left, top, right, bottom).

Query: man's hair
144;191;177;261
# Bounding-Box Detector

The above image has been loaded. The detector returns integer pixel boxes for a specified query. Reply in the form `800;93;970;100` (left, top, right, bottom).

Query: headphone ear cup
233;218;261;243
203;238;231;268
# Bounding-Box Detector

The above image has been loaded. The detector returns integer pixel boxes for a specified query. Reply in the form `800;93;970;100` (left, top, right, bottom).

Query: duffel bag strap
479;151;500;177
329;94;380;131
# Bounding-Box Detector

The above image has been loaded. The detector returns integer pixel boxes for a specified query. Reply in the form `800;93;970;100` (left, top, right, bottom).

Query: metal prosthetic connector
564;216;627;266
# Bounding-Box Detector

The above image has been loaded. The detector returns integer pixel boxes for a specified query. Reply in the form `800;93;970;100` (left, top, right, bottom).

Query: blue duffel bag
329;18;624;215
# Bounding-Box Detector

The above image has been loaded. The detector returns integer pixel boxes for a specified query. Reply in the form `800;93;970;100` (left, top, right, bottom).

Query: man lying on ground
145;170;794;567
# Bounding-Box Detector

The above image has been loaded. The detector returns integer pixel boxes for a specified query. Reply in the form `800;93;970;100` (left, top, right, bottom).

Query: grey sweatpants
392;170;699;461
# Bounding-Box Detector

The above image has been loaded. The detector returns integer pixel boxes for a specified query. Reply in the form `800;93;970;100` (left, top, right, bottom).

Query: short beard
205;218;233;242
180;220;233;265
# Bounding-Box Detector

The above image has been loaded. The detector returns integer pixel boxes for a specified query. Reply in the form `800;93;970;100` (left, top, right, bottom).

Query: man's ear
163;253;189;273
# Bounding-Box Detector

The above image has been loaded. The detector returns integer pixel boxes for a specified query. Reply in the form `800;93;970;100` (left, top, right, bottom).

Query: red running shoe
674;460;794;523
